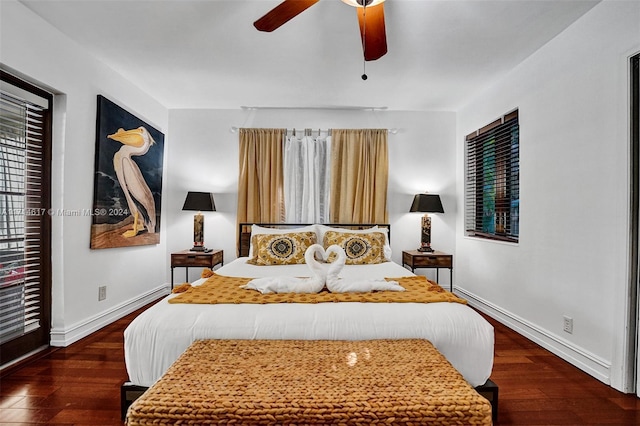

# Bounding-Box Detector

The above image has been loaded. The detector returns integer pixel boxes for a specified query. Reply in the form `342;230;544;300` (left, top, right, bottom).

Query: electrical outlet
98;285;107;301
563;315;573;334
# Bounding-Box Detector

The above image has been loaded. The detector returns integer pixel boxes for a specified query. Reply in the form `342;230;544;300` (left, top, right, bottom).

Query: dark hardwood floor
484;314;640;425
1;301;639;425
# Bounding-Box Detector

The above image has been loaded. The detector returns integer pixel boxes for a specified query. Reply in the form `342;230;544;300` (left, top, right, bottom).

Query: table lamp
182;191;216;252
410;193;444;252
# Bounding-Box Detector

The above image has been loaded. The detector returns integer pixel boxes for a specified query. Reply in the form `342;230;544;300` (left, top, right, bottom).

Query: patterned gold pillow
247;232;317;265
324;231;387;265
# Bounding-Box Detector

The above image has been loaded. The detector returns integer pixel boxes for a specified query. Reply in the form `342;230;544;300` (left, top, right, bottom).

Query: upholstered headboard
237;223;391;258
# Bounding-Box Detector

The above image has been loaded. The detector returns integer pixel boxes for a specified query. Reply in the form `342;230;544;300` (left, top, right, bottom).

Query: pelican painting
90;95;164;249
109;127;157;238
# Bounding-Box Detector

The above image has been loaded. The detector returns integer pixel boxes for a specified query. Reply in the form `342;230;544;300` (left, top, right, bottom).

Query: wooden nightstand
402;250;453;291
171;249;223;288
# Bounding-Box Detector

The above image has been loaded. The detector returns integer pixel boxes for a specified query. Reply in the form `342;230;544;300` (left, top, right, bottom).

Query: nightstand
171;249;223;289
402;250;453;291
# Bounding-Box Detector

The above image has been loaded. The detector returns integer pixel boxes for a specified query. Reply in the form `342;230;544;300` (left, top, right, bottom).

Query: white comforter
124;258;494;387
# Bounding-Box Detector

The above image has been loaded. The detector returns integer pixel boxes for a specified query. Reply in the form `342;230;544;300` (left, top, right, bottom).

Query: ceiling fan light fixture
341;0;385;8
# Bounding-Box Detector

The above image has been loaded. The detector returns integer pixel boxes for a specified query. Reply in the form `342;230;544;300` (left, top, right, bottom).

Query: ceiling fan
253;0;387;61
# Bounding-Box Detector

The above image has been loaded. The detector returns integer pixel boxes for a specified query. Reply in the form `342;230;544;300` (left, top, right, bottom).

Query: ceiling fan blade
254;0;320;32
356;3;387;61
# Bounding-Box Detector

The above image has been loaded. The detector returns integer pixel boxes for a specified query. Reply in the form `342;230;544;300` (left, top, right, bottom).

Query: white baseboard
455;286;612;385
50;284;169;347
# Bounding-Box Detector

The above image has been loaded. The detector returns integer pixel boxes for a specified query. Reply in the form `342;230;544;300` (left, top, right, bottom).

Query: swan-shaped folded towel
241;244;327;294
324;245;405;293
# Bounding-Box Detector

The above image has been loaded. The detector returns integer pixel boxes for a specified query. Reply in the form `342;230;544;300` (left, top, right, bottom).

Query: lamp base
191;246;213;253
417;246;434;253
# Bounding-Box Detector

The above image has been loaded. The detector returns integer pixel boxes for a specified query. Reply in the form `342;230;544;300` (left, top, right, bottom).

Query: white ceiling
21;0;600;111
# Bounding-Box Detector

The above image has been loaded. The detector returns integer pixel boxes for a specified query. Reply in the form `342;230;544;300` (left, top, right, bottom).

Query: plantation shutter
0;75;51;362
465;110;519;243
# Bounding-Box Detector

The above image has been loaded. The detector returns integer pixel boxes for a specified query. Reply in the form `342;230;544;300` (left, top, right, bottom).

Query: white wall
455;0;640;392
1;0;170;346
167;109;457;284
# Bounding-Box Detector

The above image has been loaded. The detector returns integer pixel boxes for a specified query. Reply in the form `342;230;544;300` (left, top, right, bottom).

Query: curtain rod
230;127;398;134
240;105;388;111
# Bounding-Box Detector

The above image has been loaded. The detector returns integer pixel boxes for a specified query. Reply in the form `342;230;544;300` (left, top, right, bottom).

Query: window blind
465;110;519;242
0;78;50;349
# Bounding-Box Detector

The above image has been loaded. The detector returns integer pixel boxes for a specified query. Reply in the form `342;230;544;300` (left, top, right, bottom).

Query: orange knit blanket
168;272;466;305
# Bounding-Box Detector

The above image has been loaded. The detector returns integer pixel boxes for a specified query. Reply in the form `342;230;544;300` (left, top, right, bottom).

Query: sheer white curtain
283;130;331;223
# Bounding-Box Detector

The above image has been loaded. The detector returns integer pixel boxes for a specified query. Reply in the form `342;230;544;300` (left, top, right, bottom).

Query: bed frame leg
121;382;149;421
475;379;499;422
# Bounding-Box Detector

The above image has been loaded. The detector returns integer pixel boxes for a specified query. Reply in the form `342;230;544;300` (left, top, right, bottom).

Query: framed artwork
90;95;164;249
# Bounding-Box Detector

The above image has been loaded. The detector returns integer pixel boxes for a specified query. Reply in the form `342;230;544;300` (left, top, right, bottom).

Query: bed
122;223;495;417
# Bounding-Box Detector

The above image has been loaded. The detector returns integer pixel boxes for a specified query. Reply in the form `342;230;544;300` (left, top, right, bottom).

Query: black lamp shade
410;194;444;213
182;192;216;212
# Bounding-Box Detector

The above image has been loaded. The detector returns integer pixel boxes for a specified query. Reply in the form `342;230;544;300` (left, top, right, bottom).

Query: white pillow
248;224;317;258
315;224;392;261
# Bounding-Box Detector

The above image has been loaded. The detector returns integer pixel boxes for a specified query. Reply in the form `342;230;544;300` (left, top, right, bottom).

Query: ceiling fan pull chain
361;3;368;80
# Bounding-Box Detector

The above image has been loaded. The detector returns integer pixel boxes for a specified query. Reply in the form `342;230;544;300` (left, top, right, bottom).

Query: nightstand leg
185;267;189;283
450;269;453;292
171;267;174;290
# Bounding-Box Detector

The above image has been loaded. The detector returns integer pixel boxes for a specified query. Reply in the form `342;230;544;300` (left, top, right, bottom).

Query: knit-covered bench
126;339;492;425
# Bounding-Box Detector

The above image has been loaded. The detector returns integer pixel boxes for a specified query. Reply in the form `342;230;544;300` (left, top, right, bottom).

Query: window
237;128;388;228
283;130;331;223
283;128;389;224
0;71;52;364
465;110;519;242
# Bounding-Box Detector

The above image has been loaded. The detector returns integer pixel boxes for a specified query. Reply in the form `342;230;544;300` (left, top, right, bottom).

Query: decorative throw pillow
248;224;317;258
247;231;317;265
316;225;392;261
324;231;387;265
